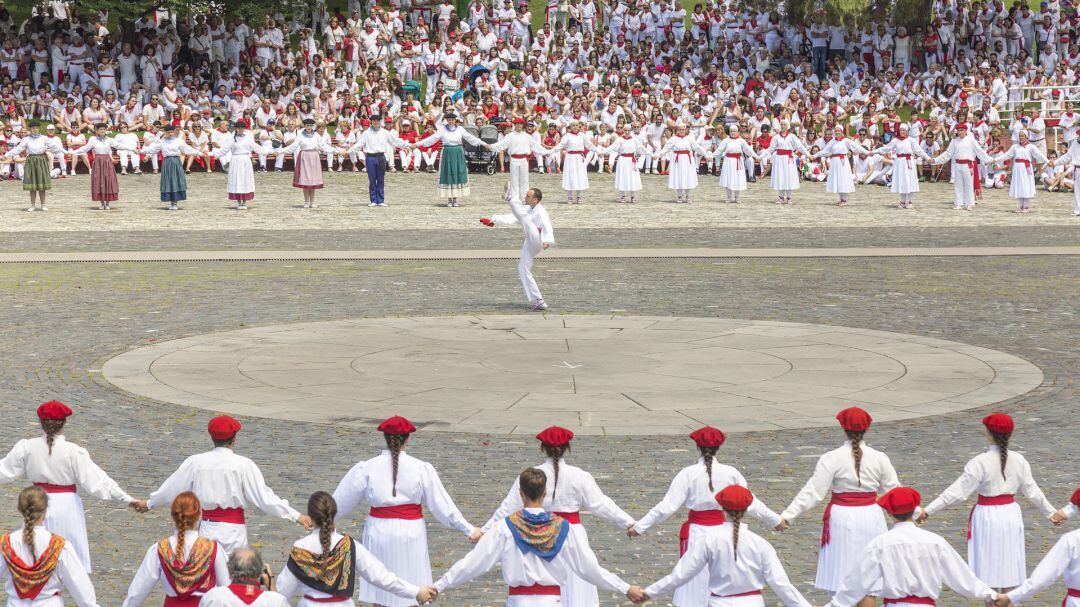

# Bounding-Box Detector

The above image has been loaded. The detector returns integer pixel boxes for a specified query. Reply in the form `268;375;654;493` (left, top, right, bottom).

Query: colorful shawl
285;536;356;597
156;536;218;599
505;510;569;562
0;533;65;599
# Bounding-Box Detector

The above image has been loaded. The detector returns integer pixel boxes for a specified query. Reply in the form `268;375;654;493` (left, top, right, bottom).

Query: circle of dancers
0;401;1078;607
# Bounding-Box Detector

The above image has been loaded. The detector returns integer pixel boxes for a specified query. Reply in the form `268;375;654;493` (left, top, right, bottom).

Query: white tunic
277;131;337;155
766;133;810;191
491;203;555;245
924;447;1056;518
551;133;595;191
213;134;260;196
198;586;291;607
995;143;1048;199
873;136;930;194
2;134;65;157
824;523;995;607
415;125;484;149
489;131;547;157
1007;529;1080;605
607;136;645;192
122;531;230;607
714;137;759;191
658;136;709;190
0;526;99;607
814;139;869;194
645;523;812;607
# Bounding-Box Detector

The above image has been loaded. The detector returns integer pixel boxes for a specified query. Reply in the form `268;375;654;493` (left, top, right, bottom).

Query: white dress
873;136;929;194
121;530;230;607
331;450;475;607
0;435;134;573
213;133;259;199
1006;528;1080;606
633;458;781;607
923;446;1056;587
714;137;759;191
780;441;901;593
0;526;100;607
552;133;595;191
815;138;869;194
607;136;645;192
766;133;810;191
995;143;1048;199
659;135;709;190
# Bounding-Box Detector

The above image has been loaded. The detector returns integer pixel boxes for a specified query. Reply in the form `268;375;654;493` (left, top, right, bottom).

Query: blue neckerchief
505;510;569;562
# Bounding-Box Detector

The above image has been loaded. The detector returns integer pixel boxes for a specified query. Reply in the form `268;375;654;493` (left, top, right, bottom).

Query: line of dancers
1;401;1079;607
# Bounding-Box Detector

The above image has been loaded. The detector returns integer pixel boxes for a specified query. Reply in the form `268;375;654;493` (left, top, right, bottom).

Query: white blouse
415;125;483;148
3;133;64;157
277;130;337;155
70;135;135;156
924;446;1056;517
780;441;901;522
0;435;133;502
0;526;99;607
141;136;202;158
122;530;230;607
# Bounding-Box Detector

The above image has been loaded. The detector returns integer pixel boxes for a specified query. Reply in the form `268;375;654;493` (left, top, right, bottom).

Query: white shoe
40;206;47;211
25;207;36;212
369;201;378;207
532;299;548;311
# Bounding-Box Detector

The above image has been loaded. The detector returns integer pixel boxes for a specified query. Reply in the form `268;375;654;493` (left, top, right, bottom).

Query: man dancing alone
481;183;554;311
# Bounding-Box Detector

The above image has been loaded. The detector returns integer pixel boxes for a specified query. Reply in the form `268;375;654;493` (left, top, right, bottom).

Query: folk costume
122;531;229;607
931;125;994;210
994;139;1048;212
141;128;202;209
811;136;870;205
211;126;260;209
1007;488;1080;606
482;187;555;310
415;120;485;206
872;131;931;208
69;134;136;209
197;583;290;607
0;526;99;607
765;130;811;204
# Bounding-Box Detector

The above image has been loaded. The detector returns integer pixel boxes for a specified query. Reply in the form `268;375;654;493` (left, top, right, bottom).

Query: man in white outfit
931;123;994;210
481;185;554;311
489;118;549;204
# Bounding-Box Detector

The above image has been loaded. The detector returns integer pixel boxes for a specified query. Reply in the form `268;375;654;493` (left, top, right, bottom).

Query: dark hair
40;419;65;455
990;431;1010;479
519;467;547;501
846;430;866;486
529;188;543;202
385;434;409;497
723;507;746;561
699;445;720;491
893;511;915;522
308;492;337;573
541;443;569;499
212;437;234;448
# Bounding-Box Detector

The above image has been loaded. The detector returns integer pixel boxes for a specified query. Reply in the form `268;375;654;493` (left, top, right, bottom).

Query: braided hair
40;419;65;455
699;445;720;491
170;492;202;564
724;507;746;561
384;434;409;497
845;430;866;486
18;486;48;560
990;431;1011;480
307;491;338;574
541;443;569;499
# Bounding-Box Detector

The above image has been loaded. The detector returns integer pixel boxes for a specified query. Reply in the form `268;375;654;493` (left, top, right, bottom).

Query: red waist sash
509;584;561;596
776;149;794;159
831;154;848;159
33;483;76;494
620;153;636;159
566;150;586;155
712;590;762;598
511;154;530;159
1015;158;1033;172
967;494;1015;539
724;152;742;170
1064;588;1080;607
164;595;203;607
955;159;982;197
303;596;350;603
883;598;935;605
897;153;913;169
679;509;726;555
202;507;245;524
821;492;878;547
369;504;423;520
552;511;580;524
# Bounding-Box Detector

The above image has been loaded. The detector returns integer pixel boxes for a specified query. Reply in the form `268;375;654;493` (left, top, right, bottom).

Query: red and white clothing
872;136;930;195
0;526;100;607
994;143;1048;202
606;136;645;193
1007;528;1080;606
713;137;759;192
0;435;134;573
766;133;811;192
331;450;475;607
812;138;870;195
490;131;548;203
658;135;710;192
146;447;302;556
931;134;994;208
122;531;230;607
1052;140;1080;215
549;132;596;193
197;585;290;607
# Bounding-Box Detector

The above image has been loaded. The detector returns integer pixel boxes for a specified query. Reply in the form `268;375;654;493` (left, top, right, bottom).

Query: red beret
689;426;725;448
877;487;921;515
836;407;872;432
1071;487;1080;507
37;401;72;420
982;412;1014;434
715;485;753;511
535;426;573;446
231;89;244;96
207;415;241;440
512;117;526;125
360;119;371;126
378;415;416;435
956;122;969;130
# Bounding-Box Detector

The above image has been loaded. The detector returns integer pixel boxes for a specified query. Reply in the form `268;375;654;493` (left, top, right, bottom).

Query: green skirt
437;144;469;198
22;154;51;191
159;156;187;202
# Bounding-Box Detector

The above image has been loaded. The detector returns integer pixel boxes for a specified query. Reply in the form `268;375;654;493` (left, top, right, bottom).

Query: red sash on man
956;159;981;197
369;504;423;519
821;492;878;547
883;597;935;605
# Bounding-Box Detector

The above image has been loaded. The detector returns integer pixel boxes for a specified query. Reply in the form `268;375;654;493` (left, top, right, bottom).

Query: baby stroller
463;125;498;175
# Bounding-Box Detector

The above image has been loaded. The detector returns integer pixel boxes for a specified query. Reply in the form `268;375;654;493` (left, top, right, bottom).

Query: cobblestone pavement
1;171;1079;235
0;256;1077;606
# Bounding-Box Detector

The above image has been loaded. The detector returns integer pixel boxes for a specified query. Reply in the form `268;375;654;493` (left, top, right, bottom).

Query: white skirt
890;157;921;194
362;516;429;607
718;155;747;191
674;523;727;607
562;524;599;607
43;492;91;573
769;154;801;190
708;595;764;607
507;596;560;607
561;154;589;191
614;155;641;191
815;504;887;592
968;501;1026;587
197;520;248;556
1008;164;1037;199
227;153;255;195
825;156;856;194
667;153;698;190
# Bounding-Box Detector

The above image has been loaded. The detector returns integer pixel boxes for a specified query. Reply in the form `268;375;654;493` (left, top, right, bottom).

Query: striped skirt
293;149;323;188
815;503;887;592
90;154;118;202
436;144;469;198
23;154;51;191
968;501;1025;587
361;516;429;607
159;156;187;202
43;492;90;572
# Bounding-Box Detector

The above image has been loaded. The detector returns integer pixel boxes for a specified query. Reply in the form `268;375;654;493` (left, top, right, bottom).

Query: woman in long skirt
872;124;931;209
211;120;259;210
811;126;870;206
657;123;709;204
776;407;902;606
2;120;65;211
141;124;203;210
917;413;1062;590
414;112;488;207
994;130;1048;213
765;123;811;205
712;125;760;203
549;121;595;204
603;124;646;203
273;117;340;208
68;123;135;210
330;416;479;607
0;401;145;573
629;427;781;607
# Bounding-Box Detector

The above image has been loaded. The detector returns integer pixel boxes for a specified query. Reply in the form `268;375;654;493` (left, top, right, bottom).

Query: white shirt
122;531;230;607
275;531;419;603
825;522;995;606
70;135;135;156
490;202;555;245
147;447;301;522
635;458;781;532
278;130;336;155
198;585;290;607
780;442;901;522
3;133;64;157
434;508;630;593
415;126;483;148
489;130;547;156
331;450;474;535
1008;528;1080;604
212;133;261;158
0;435;133;502
933;134;993;164
924;446;1055;518
141;136;202;158
349;127;409;155
0;526;99;607
645;523;811;606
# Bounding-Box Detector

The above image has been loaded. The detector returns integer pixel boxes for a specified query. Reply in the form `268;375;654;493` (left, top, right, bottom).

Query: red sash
228;584;263;605
821;492;878;547
712;590;762;598
567;150;585;155
202;507;245;524
1015;158;1033;173
509;584;561;596
897;153;913;169
1064;588;1080;607
552;511;580;524
776;149;794;161
303;596;350;603
883;598;935;605
674;150;692;161
956;159;981;197
33;483;76;494
369;504;423;519
620;154;636;161
511;154;530;159
967;494;1014;540
163;595;203;607
679;509;726;555
725;152;742;170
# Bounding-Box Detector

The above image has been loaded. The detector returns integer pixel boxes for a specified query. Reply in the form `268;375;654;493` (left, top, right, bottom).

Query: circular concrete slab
101;315;1043;435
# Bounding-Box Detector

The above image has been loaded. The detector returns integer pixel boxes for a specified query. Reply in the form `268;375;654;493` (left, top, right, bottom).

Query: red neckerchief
228;584;263;605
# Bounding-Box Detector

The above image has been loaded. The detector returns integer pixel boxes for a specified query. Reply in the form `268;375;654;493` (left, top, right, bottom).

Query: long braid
541;444;569;499
846;430;866;486
307;492;338;574
700;446;720;491
991;431;1010;480
170;492;201;565
726;509;746;561
18;487;47;561
41;419;64;455
384;434;408;497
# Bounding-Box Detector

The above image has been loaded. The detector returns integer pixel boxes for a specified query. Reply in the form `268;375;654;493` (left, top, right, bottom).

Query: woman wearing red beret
917;412;1063;591
331;416;479;607
777;407;904;606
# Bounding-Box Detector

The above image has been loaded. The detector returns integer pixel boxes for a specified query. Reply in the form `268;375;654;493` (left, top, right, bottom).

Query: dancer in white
811;127;870;206
549;122;596;204
0;401;145;573
489;117;548;204
872;124;930;209
1052;138;1080;216
331;416;478;607
480;427;634;607
931;123;994;211
480;184;554;311
271;118;339;208
765;123;811;205
211;120;260;210
657;123;709;204
604;124;646;204
993;130;1048;214
998;488;1080;607
713;126;759;203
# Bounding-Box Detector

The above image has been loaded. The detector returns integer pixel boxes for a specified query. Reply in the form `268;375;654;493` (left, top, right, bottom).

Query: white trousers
952;163;976;207
509;199;543;303
508;158;530;202
198;520;247;555
117;150;138;170
1073;169;1080;214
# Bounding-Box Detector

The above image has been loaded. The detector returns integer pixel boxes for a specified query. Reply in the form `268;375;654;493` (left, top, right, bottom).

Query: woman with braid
628;427;781;607
122;492;229;607
479;426;635;607
331;416;479;607
917;412;1063;591
276;492;437;607
776;407;902;607
0;486;99;607
0;401;146;574
637;485;813;607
